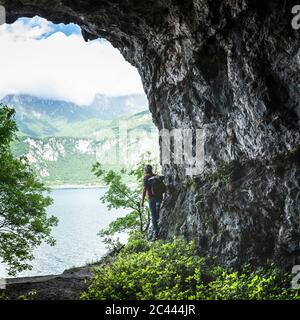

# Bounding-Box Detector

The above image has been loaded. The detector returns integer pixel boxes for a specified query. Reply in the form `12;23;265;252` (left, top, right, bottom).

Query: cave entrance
0;16;159;277
0;16;159;185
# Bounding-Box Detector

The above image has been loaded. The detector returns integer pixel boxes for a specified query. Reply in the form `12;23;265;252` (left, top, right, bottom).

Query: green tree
92;154;160;246
0;105;58;276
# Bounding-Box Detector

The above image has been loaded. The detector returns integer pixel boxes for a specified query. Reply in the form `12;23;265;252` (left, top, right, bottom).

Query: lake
0;188;127;278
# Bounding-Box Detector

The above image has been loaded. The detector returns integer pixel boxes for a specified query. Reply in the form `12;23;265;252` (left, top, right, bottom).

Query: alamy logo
292;5;300;30
97;121;205;177
0;277;6;290
160;129;205;176
291;265;300;289
0;5;5;25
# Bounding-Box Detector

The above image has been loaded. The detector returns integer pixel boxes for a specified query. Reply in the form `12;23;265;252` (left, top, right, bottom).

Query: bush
81;234;300;300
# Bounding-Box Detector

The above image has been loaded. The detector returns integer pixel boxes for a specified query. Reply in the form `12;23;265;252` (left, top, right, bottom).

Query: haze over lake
0;188;127;278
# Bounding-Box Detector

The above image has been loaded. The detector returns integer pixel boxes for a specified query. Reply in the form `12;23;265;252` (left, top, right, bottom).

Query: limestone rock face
1;0;300;268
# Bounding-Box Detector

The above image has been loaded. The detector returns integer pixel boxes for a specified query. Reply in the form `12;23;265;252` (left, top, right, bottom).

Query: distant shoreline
48;184;107;190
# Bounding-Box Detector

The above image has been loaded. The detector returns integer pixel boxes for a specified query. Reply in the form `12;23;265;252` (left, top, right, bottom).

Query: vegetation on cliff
92;154;160;248
81;160;300;300
82;234;300;300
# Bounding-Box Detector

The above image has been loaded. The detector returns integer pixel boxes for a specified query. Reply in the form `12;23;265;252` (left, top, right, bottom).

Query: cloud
0;17;144;105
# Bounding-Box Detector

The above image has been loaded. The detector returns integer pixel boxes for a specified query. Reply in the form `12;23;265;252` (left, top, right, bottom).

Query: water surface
0;188;126;278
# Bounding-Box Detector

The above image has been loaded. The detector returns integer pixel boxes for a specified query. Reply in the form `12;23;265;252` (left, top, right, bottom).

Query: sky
0;17;145;105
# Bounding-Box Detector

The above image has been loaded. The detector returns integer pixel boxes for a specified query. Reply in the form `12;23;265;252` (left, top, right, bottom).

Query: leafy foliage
92;154;160;247
82;234;300;300
204;161;235;185
0;105;58;275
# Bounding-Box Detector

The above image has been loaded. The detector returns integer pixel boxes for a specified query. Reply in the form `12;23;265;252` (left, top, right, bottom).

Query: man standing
141;165;166;240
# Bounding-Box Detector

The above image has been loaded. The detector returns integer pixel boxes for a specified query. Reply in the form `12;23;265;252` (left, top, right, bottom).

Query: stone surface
1;0;300;269
2;265;93;300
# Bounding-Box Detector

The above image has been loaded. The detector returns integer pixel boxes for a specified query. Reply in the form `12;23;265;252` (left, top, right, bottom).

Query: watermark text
0;277;6;290
292;5;300;30
0;5;5;25
96;121;205;176
292;265;300;289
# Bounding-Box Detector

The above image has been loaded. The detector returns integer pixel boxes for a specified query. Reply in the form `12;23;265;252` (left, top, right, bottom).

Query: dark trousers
148;198;161;235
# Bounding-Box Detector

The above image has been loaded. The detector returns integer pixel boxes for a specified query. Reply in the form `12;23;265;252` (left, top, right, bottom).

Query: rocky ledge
1;265;93;300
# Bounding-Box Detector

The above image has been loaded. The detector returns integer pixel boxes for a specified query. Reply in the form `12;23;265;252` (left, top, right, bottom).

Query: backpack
148;176;166;199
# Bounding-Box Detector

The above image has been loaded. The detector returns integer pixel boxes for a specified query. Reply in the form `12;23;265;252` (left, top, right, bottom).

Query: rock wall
1;0;300;268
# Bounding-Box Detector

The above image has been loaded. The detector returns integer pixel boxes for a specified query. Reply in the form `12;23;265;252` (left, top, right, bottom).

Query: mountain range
1;94;149;137
1;94;158;185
